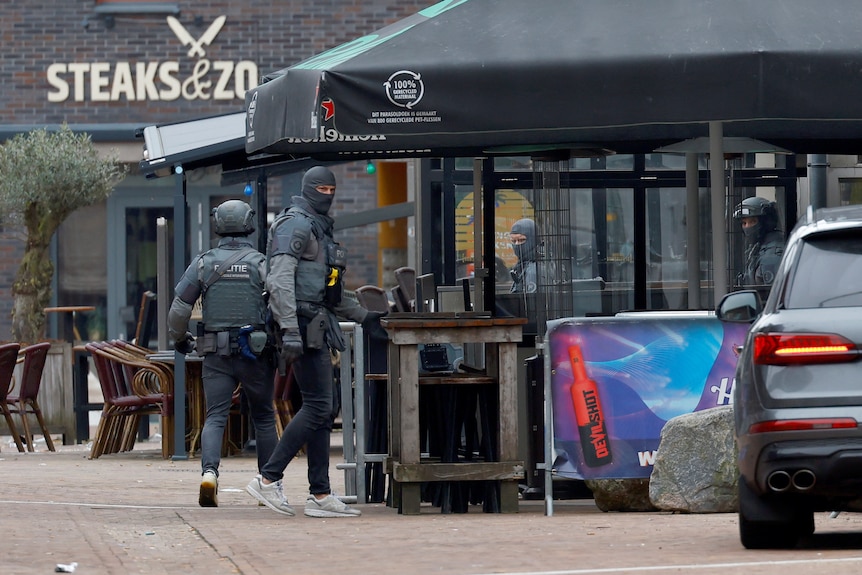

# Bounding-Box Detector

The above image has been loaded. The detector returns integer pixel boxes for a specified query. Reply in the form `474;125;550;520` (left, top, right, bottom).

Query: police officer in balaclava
168;199;278;508
733;196;785;286
246;166;385;518
510;218;539;293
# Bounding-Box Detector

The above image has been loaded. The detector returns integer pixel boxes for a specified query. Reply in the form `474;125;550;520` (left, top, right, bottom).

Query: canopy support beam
686;153;701;309
709;122;727;305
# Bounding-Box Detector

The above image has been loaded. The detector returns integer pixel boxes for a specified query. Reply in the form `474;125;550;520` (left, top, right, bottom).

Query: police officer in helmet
733;196;785;286
168;199;278;507
246;166;386;518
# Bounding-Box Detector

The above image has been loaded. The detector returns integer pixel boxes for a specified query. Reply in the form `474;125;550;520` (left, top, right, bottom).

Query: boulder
648;405;738;513
585;478;657;512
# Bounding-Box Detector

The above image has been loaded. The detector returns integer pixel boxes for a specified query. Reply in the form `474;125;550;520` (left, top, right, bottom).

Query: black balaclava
301;166;337;214
510;218;537;262
742;219;761;243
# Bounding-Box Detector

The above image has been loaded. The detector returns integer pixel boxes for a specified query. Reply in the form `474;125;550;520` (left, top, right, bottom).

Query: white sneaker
304;493;362;518
199;470;218;507
246;475;295;516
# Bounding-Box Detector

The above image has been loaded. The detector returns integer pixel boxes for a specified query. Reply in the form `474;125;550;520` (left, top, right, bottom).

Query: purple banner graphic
547;314;748;480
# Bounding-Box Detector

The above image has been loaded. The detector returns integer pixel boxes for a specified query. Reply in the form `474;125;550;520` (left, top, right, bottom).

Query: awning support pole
709;122;727;305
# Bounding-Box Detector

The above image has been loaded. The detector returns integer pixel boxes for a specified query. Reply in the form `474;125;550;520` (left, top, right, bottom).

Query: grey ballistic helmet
734;196;778;241
212;199;255;236
733;196;776;221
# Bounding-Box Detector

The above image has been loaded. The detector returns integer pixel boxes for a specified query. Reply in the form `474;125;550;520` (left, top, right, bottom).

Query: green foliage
0;125;127;342
0;125;126;224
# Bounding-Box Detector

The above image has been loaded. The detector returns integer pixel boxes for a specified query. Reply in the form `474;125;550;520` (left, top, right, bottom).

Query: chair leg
89;411;110;459
2;405;25;452
121;413;141;453
100;413;118;456
28;399;55;452
15;400;35;452
161;410;174;460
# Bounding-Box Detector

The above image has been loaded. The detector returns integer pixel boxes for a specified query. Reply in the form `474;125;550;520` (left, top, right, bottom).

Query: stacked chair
85;340;174;459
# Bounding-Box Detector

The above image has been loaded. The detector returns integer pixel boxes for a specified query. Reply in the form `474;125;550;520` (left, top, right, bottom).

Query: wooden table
44;306;95;342
380;313;526;514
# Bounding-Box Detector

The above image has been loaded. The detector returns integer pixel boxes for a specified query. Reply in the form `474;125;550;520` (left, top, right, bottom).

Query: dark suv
717;204;862;549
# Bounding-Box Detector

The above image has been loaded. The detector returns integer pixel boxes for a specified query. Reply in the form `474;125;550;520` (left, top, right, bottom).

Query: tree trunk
11;203;59;344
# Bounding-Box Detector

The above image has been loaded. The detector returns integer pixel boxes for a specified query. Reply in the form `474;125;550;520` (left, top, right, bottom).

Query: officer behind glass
733;196;785;287
509;218;539;293
245;166;386;518
167;199;278;508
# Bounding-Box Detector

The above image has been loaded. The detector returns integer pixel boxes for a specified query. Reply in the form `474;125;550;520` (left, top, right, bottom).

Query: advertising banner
547;314;748;480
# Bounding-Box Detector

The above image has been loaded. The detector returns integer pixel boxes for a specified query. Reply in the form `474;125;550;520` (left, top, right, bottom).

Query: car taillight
753;333;859;365
749;418;858;434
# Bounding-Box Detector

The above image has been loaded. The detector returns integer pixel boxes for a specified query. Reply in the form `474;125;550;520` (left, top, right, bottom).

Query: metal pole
353;322;368;504
543;347;554;516
709;122;727;305
807;154;829;210
172;165;188;461
685;153;701;309
338;322;356;501
256;174;268;254
156;217;169;351
472;158;485;311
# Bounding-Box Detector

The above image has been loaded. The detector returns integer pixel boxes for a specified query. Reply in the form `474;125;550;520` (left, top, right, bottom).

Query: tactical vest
200;246;266;331
271;206;346;306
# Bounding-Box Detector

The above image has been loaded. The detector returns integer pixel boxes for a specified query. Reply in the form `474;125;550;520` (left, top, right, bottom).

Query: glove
362;310;389;341
279;329;304;371
174;332;196;355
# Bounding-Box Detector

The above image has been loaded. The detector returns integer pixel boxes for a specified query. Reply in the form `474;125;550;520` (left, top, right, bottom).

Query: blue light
243;183;253;196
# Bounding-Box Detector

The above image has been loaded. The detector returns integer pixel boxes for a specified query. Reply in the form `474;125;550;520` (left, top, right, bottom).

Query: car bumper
742;437;862;499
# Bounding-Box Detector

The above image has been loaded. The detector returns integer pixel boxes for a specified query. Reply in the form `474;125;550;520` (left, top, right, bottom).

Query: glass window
57;202;108;341
455;186;532;284
784;232;862;309
493;157;533;171
601;188;635;312
570;154;634;171
645;187;693;310
839;178;862;206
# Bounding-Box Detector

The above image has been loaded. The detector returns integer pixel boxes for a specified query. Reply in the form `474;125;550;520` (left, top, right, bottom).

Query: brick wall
2;0;429;124
0;0;429;340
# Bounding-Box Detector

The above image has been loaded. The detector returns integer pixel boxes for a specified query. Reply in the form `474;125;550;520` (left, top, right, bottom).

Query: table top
44;306;96;313
381;312;527;330
146;351;203;363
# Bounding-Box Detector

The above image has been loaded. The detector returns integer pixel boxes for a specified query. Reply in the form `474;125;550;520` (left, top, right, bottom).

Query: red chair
0;342;24;452
86;341;173;459
4;342;55;452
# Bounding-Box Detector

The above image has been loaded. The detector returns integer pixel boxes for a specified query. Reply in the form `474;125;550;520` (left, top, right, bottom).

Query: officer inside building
509;218;540;293
167;199;278;508
733;196;785;287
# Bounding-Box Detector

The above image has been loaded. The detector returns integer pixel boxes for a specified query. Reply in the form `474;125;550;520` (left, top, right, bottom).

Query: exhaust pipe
792;469;816;491
767;470;792;492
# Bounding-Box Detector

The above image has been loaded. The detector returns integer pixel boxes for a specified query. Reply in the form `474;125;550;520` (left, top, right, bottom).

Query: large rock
586;478;657;512
648;405;738;513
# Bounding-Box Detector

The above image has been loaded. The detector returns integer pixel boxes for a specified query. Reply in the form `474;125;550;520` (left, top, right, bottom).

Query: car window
784;231;862;309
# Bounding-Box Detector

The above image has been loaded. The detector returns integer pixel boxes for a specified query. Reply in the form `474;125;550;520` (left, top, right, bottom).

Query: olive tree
0;126;126;343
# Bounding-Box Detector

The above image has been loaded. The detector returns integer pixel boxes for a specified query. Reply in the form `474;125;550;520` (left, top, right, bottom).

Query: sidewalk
3;432;862;575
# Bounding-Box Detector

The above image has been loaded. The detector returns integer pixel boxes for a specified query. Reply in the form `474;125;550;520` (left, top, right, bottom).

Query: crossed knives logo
167;16;226;58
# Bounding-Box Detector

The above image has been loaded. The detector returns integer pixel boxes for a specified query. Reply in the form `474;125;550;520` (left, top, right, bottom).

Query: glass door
106;170;251;342
107;189;173;341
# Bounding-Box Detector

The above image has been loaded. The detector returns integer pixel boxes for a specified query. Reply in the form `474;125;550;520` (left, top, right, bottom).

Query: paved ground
3;432;862;575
